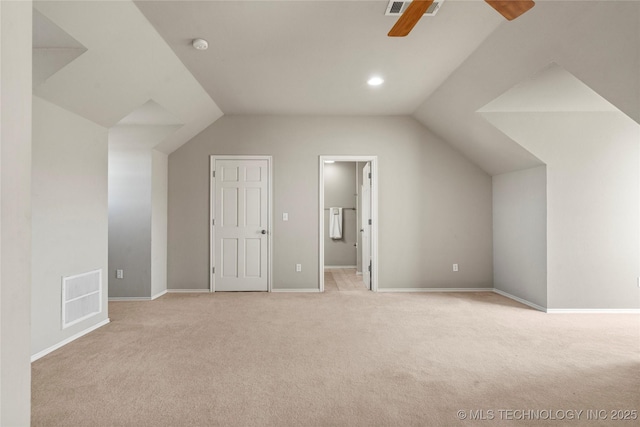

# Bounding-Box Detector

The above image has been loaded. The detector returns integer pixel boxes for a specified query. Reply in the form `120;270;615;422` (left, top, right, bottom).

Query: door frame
209;155;273;292
319;155;379;292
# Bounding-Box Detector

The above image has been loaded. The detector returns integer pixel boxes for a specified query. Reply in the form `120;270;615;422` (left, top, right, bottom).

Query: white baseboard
31;318;110;363
546;308;640;314
377;287;494;293
324;265;357;269
492;288;546;312
272;288;321;293
167;289;210;293
108;296;151;301
151;289;168;300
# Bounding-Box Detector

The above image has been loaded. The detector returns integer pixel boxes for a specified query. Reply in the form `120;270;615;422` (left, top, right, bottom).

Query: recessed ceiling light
324;160;335;164
367;76;384;86
192;38;208;50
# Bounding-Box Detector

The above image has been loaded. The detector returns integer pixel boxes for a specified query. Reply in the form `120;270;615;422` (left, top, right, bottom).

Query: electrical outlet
296;264;302;272
453;264;459;272
283;212;289;221
116;269;124;279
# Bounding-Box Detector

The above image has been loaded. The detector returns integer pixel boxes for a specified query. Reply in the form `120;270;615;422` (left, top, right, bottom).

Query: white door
214;159;269;291
361;163;371;289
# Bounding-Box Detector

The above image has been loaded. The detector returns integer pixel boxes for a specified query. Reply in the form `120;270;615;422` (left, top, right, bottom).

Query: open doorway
319;156;378;292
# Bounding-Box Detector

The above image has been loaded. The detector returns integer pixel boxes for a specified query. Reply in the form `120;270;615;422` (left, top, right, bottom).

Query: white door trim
210;155;273;292
319;155;379;292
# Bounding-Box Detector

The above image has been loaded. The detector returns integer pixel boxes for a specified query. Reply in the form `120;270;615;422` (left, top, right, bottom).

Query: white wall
0;1;32;423
151;150;168;298
356;162;366;273
168;115;493;290
493;166;547;308
31;96;109;355
484;112;639;309
324;162;357;267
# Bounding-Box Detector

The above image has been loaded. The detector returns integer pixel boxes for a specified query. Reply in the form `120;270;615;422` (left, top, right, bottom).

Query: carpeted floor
32;291;639;426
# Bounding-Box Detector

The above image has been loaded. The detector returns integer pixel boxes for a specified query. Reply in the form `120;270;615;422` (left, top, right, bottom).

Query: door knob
261;230;267;234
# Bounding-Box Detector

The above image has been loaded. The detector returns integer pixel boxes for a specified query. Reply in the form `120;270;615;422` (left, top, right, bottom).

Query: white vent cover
385;0;445;17
61;269;102;329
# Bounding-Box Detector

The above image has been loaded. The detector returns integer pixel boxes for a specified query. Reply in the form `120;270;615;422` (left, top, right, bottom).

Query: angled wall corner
32;8;87;88
481;64;640;310
413;0;640;176
107;100;179;299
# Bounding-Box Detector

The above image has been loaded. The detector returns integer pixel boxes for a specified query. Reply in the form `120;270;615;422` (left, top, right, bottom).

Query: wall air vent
385;0;445;17
61;269;102;329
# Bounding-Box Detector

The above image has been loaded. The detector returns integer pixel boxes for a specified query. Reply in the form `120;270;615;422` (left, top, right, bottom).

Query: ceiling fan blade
485;1;535;21
388;0;434;37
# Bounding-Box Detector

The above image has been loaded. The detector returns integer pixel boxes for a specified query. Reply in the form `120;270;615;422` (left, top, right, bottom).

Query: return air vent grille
62;269;102;329
385;0;445;17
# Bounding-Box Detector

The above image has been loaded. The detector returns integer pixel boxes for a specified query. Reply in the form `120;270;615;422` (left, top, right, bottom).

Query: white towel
329;207;343;239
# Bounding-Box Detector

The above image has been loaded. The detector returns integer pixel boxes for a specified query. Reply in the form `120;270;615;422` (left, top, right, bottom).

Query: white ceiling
134;0;504;115
33;1;639;168
414;0;640;175
479;63;620;114
33;0;223;154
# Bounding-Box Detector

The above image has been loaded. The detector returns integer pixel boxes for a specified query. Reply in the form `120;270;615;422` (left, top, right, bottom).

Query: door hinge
212;219;215;226
212;267;215;274
368;262;371;273
212;170;216;178
368;172;371;179
368;219;372;225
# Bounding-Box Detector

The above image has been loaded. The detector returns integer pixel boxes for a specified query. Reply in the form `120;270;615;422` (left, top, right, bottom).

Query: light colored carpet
32;291;639;426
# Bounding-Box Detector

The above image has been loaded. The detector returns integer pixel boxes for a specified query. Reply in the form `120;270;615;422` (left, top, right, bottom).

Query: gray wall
485;112;639;309
168;115;493;290
31;96;109;355
1;1;32;423
324;162;357;267
493;166;547;308
151;150;168;298
108;145;168;299
108;146;152;298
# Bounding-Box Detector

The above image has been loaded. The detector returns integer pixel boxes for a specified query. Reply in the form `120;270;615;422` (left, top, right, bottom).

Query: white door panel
214;159;269;291
362;163;371;289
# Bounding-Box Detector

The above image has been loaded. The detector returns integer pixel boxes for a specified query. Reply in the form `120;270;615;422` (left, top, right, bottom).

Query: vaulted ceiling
34;1;639;174
134;0;504;115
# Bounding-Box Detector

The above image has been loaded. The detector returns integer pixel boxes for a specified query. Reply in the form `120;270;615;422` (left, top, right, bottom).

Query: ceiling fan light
367;76;384;86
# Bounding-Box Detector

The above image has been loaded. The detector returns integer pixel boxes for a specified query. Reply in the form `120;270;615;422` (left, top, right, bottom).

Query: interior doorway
209;155;272;292
319;156;378;292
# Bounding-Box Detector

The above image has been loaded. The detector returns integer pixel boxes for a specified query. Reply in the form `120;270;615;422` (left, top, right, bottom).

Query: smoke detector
192;38;208;50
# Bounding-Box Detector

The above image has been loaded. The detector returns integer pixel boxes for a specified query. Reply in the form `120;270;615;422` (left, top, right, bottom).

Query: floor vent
385;0;445;17
62;269;102;329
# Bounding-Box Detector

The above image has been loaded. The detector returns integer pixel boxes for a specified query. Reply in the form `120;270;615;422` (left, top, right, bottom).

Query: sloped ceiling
480;62;639;164
32;1;639;166
413;0;640;175
33;0;223;154
479;63;620;114
135;0;504;115
32;8;87;88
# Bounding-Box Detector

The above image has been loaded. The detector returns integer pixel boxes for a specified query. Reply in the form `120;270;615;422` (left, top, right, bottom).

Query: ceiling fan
388;0;535;37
